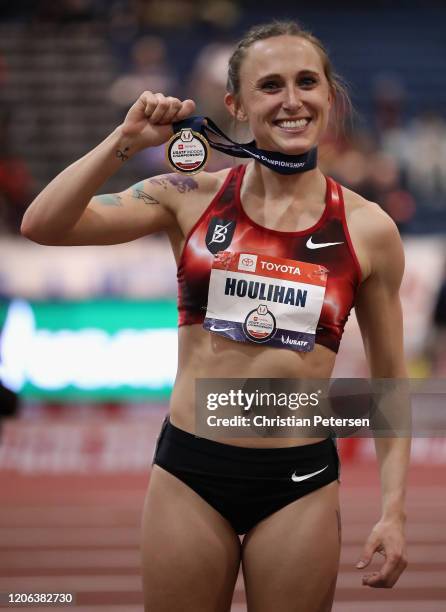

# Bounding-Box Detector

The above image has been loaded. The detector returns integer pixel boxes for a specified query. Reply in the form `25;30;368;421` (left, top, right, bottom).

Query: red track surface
0;412;445;611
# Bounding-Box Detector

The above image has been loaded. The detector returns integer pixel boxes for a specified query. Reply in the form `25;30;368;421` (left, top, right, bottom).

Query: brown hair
227;20;353;132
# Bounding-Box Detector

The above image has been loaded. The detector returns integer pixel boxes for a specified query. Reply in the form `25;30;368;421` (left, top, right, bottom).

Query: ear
224;92;248;122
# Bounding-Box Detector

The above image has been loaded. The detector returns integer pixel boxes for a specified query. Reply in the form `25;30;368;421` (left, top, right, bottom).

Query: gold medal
165;128;210;174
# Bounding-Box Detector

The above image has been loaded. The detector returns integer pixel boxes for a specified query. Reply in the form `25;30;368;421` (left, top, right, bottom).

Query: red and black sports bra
177;164;362;353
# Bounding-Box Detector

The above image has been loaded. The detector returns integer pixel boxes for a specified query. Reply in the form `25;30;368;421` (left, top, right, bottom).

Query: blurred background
0;1;445;610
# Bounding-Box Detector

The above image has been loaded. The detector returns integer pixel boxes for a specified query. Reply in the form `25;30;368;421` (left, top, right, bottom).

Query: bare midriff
169;324;337;448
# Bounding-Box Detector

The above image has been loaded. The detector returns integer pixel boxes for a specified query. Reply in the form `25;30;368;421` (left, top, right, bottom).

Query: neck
245;161;326;204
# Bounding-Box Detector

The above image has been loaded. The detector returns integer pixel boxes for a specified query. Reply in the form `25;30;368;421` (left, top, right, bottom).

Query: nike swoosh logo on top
306;236;344;249
210;325;235;332
291;465;328;482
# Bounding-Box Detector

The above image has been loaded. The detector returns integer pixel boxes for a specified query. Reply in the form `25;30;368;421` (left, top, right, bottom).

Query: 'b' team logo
205;217;236;254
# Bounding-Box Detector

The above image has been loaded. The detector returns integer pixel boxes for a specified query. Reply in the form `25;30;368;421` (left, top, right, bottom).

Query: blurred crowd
0;0;445;236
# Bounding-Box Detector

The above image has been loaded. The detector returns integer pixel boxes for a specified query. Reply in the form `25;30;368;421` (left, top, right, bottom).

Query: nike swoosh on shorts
291;465;328;482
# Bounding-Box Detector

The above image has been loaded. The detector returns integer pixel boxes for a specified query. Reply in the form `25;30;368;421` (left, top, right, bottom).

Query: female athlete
21;21;409;612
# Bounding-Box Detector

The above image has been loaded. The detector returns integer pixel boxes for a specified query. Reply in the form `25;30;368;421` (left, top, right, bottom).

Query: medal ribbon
172;116;317;175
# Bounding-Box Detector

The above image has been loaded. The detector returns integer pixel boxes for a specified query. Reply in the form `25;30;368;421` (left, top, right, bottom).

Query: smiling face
225;35;333;154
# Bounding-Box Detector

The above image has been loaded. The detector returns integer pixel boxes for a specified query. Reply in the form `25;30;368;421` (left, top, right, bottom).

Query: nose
282;86;303;112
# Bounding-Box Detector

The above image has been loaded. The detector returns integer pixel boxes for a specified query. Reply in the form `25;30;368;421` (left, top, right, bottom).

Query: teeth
277;119;310;128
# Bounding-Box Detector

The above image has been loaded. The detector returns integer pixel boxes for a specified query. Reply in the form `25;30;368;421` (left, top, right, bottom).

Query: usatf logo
238;253;258;272
205;217;236;254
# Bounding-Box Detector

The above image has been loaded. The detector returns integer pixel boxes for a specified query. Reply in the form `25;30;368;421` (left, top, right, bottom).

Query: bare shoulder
342;185;399;241
142;167;233;244
340;185;404;281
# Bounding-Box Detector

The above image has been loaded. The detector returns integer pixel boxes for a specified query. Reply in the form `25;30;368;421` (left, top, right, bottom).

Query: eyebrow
256;70;320;82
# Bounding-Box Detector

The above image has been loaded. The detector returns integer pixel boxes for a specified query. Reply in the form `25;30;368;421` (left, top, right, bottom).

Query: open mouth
274;118;312;131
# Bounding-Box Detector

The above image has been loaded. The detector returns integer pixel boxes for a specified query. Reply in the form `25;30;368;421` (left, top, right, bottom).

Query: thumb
356;538;377;569
176;99;196;121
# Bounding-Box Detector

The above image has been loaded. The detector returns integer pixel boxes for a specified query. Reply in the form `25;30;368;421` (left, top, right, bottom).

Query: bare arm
354;205;410;587
21;91;195;246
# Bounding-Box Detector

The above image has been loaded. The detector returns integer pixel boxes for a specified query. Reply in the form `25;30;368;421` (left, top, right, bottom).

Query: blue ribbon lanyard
173;116;317;175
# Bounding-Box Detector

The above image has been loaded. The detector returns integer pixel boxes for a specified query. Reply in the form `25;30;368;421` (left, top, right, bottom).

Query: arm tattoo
116;146;130;162
148;173;198;194
131;181;160;205
96;194;123;207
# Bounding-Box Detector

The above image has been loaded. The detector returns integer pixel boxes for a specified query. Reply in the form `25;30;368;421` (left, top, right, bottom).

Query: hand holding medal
120;90;196;151
119;91;318;176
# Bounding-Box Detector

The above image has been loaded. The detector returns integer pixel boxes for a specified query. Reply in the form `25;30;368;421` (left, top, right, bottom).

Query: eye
299;76;318;87
259;80;281;92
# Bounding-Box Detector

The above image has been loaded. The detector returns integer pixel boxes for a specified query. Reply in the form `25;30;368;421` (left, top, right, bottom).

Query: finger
363;553;407;588
363;571;396;588
362;556;393;586
149;93;170;124
160;98;183;124
356;538;379;569
362;571;384;587
140;92;157;118
377;550;407;585
380;555;407;588
174;99;196;121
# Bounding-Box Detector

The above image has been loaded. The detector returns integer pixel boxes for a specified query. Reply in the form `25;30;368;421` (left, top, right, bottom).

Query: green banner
0;299;178;401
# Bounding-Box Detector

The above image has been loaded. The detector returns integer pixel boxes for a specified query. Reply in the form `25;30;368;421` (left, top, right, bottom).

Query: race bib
203;251;327;352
